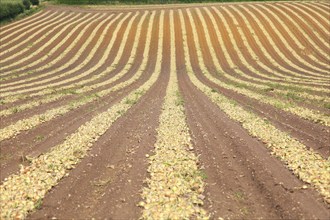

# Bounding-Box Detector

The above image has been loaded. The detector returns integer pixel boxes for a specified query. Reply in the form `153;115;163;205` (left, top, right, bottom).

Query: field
0;1;329;219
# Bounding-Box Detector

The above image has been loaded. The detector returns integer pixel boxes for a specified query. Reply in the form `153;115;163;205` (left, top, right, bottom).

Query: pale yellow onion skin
253;3;329;67
223;5;329;82
0;13;135;98
0;12;103;82
139;10;208;220
186;8;330;126
0;11;153;141
195;7;329;106
0;12;70;61
0;10;160;220
0;11;61;51
0;10;147;116
180;8;330;205
207;6;330;91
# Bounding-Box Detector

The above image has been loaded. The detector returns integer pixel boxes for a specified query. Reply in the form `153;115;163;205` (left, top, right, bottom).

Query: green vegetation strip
139;10;207;219
179;8;330;204
0;10;153;141
0;10;161;219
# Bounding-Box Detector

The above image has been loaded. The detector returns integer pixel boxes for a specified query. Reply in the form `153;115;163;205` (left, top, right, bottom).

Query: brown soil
0;12;151;182
0;12;98;82
0;11;59;48
181;8;330;158
251;4;329;65
179;72;330;219
173;11;329;218
1;2;329;219
28;11;166;219
0;12;133;94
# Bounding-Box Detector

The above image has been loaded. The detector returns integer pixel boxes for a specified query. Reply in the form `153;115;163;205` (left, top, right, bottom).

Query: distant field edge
53;0;310;6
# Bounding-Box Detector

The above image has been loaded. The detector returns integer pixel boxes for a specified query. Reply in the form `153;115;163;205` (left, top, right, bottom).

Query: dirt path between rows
28;11;168;220
0;14;151;182
174;10;329;219
180;9;330;158
179;72;329;219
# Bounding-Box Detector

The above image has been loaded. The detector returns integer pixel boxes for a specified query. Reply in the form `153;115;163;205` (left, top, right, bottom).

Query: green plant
124;98;137;105
30;0;39;5
0;2;24;20
233;191;245;200
324;103;330;110
22;0;31;10
11;107;19;114
34;199;43;210
175;91;184;106
195;170;207;180
285;92;304;102
211;88;218;93
34;135;45;142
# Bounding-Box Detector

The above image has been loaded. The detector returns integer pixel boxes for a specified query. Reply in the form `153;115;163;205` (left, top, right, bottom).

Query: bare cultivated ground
0;1;329;219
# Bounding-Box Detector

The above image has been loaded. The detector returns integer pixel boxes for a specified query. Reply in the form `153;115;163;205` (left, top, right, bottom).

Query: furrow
0;12;124;100
284;2;330;42
236;4;329;75
0;11;70;57
0;12;103;82
199;8;330;106
226;5;330;82
254;4;329;66
0;12;146;116
0;12;101;80
139;10;208;220
305;2;330;18
205;8;329;92
0;10;54;44
242;3;329;71
0;8;155;182
0;9;161;219
180;8;330;204
0;12;135;98
192;7;329;156
273;2;330;52
213;6;324;83
24;12;163;220
312;2;330;10
0;12;99;80
187;8;330;126
0;10;152;141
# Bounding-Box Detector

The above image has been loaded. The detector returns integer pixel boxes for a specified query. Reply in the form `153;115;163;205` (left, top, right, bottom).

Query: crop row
198;6;329;105
0;10;154;141
0;3;329;218
0;10;161;219
0;11;138;115
1;2;328;88
0;12;134;97
179;8;330;204
197;6;329;104
184;7;329;125
0;3;328;121
140;10;207;219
